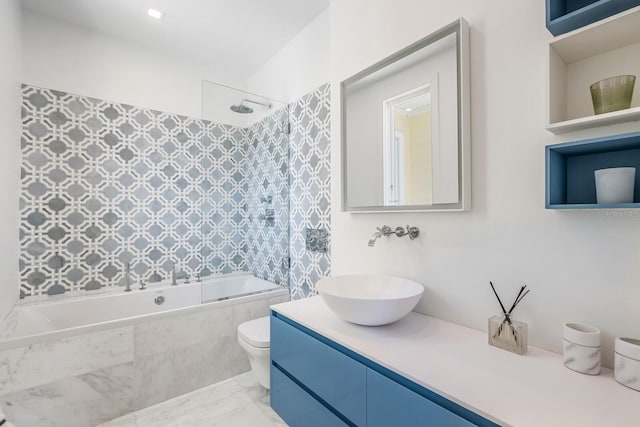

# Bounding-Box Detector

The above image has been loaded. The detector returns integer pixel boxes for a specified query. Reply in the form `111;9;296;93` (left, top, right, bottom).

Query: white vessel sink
316;275;424;326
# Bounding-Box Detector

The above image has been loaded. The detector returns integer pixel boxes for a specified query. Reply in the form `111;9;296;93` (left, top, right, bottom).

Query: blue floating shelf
546;0;640;36
546;131;640;209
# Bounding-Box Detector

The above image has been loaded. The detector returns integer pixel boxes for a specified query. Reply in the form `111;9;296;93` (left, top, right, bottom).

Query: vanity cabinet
271;310;366;425
270;312;498;427
366;369;475;427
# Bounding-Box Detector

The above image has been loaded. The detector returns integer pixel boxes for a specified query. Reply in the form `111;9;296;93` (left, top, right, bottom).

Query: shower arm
241;98;272;109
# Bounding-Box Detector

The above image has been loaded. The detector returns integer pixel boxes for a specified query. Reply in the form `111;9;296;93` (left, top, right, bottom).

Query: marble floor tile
234;372;287;427
100;372;286;427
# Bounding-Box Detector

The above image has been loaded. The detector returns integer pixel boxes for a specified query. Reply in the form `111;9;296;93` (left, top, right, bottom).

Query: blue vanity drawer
367;369;477;427
271;314;366;426
271;365;349;427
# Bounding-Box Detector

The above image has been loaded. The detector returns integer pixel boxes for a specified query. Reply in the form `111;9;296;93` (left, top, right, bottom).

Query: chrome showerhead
230;104;253;114
230;98;273;114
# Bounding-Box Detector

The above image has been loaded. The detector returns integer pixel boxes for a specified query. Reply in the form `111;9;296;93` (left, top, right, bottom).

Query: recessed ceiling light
147;8;165;20
405;108;413;112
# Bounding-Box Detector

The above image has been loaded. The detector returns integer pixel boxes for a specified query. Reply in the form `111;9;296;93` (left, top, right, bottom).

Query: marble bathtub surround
615;337;640;392
563;322;602;375
0;326;133;395
2;362;134;427
0;292;289;427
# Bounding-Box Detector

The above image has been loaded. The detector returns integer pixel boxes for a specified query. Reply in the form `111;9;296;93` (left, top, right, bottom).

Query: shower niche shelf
547;5;640;134
546;131;640;209
546;0;640;36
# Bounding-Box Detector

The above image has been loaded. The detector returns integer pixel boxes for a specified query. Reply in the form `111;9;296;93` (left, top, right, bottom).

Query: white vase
615;337;640;392
594;167;636;204
563;322;601;375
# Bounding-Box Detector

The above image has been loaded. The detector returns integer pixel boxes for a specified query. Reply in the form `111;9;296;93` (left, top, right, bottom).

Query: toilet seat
238;316;270;348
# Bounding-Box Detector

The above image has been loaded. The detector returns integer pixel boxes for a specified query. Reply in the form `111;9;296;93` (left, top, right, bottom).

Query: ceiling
22;0;329;79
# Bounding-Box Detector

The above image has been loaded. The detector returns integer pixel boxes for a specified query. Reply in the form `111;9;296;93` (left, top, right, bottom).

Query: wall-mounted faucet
368;225;420;247
368;225;392;247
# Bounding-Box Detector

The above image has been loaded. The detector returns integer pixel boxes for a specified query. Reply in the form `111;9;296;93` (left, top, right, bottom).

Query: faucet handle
378;225;392;236
406;225;420;240
139;281;146;291
394;226;406;237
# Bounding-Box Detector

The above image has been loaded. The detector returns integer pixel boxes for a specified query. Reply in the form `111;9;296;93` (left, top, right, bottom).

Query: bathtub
0;272;284;349
0;273;289;427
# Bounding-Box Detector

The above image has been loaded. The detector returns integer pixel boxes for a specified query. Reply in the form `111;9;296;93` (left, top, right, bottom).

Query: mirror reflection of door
383;81;436;206
388;130;405;205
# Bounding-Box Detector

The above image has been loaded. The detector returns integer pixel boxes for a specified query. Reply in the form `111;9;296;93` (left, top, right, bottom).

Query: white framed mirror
341;18;470;212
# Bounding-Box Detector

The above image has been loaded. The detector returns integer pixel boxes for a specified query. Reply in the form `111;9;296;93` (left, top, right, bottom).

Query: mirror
341;19;470;212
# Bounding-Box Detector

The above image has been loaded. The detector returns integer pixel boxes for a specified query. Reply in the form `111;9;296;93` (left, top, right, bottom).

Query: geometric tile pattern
245;108;290;287
19;83;330;300
288;83;331;300
19;85;247;297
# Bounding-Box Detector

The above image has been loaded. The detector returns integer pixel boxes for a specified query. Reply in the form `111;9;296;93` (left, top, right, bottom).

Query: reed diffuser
488;282;530;355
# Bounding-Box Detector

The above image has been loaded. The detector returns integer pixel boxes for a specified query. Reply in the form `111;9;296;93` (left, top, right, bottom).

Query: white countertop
271;297;640;427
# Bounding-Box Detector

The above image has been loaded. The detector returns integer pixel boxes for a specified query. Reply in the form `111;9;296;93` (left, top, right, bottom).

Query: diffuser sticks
488;282;530;355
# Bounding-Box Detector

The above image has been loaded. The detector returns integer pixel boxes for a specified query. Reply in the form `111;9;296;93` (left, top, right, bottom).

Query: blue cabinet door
271;364;349;427
271;314;366;426
367;369;477;427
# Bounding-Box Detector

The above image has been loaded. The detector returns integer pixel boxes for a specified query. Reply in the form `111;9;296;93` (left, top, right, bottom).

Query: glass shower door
200;80;290;289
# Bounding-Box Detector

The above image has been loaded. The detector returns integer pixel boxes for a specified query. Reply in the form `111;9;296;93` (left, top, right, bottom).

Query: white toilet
238;316;271;389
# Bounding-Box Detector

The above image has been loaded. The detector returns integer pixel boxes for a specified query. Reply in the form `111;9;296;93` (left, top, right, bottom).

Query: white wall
330;0;640;368
0;0;22;319
22;11;247;119
247;8;330;103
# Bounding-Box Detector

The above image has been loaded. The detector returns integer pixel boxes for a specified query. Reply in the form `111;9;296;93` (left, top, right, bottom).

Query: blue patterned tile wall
19;85;248;297
288;83;331;299
19;83;330;300
245;108;290;286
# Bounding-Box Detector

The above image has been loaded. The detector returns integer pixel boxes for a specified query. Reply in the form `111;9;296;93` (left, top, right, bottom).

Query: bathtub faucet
125;263;132;292
171;263;177;286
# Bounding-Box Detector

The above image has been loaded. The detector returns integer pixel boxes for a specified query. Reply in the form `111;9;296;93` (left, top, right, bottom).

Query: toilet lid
238;316;270;348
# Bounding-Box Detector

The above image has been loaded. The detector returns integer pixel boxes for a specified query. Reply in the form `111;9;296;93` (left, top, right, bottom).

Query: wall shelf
547;6;640;134
546;0;640;36
547;106;640;134
546;131;640;209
